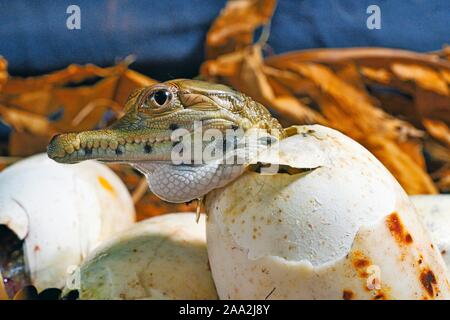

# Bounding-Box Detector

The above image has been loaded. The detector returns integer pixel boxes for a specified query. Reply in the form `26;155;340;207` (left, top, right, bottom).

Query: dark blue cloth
0;0;448;80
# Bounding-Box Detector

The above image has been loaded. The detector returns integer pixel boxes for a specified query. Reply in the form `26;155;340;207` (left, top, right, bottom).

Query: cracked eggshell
206;125;450;300
69;213;218;300
411;195;450;268
0;153;135;291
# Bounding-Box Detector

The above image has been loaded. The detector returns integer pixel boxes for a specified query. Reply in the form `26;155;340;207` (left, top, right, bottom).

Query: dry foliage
0;0;448;223
200;0;450;195
0;57;195;219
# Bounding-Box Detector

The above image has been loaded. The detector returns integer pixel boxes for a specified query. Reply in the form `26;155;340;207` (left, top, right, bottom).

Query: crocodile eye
148;89;172;108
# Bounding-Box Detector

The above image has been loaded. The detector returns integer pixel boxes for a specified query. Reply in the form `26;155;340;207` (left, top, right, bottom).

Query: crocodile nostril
47;133;66;160
49;133;62;144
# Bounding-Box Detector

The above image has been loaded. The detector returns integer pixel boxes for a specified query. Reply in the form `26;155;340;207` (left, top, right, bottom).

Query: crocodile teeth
64;145;75;154
73;139;81;151
109;141;118;149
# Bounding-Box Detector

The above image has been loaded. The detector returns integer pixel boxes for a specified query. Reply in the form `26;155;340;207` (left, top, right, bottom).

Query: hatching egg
0;153;135;296
205;125;450;300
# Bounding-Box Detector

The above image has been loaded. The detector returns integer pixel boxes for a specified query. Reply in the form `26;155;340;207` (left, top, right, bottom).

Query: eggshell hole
0;225;30;298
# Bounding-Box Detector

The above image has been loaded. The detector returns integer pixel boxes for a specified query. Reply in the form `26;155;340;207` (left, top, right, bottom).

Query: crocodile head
47;79;283;202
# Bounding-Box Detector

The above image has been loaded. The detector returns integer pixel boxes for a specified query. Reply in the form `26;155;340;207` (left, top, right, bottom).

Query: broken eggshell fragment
205;125;450;299
410;195;450;268
66;213;218;300
0;153;135;295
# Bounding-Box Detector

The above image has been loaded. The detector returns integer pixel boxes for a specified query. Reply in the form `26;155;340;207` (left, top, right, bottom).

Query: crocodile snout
47;132;80;162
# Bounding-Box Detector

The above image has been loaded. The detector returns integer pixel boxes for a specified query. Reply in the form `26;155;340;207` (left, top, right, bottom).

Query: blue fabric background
0;0;448;80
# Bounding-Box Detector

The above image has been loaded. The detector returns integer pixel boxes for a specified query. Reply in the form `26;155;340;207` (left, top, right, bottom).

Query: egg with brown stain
205;125;450;300
0;153;135;297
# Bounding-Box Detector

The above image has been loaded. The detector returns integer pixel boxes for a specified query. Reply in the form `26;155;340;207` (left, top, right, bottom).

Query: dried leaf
425;138;450;164
414;89;450;125
364;135;437;194
206;0;276;59
391;63;449;96
52;76;119;131
266;47;450;70
0;104;57;136
9;132;53;157
432;165;450;192
202;46;326;126
0;61;157;156
0;57;8;90
114;69;158;106
203;0;444;194
1;62;127;95
423;118;450;148
286;62;421;140
360;66;392;84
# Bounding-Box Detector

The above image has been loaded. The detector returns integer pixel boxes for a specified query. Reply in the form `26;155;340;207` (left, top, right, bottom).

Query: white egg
410;195;450;268
0;153;135;293
206;125;450;300
68;213;218;300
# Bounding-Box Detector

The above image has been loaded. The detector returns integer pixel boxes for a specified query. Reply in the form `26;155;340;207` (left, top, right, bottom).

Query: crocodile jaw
47;129;174;164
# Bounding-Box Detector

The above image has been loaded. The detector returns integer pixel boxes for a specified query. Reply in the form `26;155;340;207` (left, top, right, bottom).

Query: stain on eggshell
420;269;438;298
97;176;116;196
386;212;413;245
342;290;354;300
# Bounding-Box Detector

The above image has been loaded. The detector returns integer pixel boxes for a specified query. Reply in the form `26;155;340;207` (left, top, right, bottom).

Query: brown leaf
282;62;435;192
414;88;450;125
8;132;52;157
114;69;158;106
202;46;326;126
360;66;392;84
423;118;450;148
0;57;8;90
0;60;157;157
391;63;449;96
52;76;120;131
266;47;450;70
206;0;277;59
1;62;127;95
432;165;450;192
364;135;437;194
286;62;421;141
0;104;57;136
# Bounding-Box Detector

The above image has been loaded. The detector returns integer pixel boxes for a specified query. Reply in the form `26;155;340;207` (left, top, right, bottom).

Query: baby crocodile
47;79;284;202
